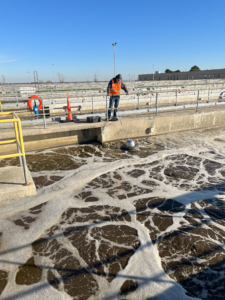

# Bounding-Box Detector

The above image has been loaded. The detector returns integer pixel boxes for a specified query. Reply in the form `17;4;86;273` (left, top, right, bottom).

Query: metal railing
0;112;29;185
1;86;225;129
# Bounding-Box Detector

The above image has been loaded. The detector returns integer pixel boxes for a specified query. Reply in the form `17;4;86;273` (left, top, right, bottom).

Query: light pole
52;64;55;83
153;65;154;82
112;42;117;76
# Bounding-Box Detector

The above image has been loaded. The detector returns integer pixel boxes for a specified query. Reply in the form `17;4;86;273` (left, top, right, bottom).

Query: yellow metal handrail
0;112;29;185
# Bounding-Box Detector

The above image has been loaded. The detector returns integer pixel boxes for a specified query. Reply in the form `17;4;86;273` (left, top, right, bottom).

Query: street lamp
112;42;117;76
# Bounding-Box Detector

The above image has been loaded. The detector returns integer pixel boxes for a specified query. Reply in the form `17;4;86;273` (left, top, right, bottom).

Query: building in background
138;68;225;81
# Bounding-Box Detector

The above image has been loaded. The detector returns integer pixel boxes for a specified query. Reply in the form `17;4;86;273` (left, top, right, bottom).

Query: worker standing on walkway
107;74;130;120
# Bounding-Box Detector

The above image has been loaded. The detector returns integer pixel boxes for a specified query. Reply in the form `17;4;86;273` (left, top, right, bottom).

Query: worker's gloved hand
127;93;130;95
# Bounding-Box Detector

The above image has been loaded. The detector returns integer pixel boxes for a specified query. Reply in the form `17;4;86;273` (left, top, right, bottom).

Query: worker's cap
116;74;122;80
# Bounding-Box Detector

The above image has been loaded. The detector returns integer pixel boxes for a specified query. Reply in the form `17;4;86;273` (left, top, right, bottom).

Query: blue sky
1;0;225;83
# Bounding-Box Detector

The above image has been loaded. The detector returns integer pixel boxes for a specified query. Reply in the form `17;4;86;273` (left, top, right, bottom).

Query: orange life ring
28;95;42;110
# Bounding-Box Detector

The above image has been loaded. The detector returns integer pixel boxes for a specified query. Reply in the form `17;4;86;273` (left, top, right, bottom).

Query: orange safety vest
110;79;121;95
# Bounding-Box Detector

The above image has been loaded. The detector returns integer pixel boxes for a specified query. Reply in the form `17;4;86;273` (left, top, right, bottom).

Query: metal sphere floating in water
126;139;135;147
120;139;139;151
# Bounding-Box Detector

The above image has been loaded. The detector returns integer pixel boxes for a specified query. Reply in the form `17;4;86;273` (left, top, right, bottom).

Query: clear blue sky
1;0;225;83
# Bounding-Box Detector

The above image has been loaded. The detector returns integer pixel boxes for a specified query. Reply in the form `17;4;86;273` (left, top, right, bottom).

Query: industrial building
138;68;225;81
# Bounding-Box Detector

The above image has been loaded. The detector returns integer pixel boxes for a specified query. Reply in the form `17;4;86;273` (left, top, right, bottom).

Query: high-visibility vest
110;79;121;95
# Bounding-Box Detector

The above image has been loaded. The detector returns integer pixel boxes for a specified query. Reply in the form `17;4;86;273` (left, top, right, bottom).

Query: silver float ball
126;139;135;147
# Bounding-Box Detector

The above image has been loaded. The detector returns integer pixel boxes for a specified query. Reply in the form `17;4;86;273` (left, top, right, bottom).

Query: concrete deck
0;104;225;155
0;166;36;201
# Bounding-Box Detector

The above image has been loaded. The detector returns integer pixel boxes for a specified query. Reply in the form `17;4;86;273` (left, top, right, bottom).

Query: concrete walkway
0;104;225;154
0;166;36;202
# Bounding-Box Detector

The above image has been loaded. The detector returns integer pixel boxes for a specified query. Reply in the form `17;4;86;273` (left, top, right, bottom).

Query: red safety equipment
110;79;121;95
66;92;73;121
27;95;42;110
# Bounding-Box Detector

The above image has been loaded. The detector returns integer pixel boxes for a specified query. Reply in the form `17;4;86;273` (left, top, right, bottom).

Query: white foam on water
1;128;225;300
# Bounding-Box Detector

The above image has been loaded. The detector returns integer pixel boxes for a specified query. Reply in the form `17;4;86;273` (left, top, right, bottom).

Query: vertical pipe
156;93;158;116
22;155;28;185
106;95;108;122
51;89;53;104
15;92;18;106
196;90;199;112
13;118;22;166
114;46;116;76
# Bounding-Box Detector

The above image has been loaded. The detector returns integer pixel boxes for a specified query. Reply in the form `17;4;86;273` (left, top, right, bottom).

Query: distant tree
39;80;44;83
57;72;65;82
165;69;180;73
46;79;53;83
94;73;98;82
190;65;200;72
2;75;5;84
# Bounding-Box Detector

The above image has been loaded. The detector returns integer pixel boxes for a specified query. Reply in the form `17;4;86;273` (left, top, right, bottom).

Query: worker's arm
121;81;130;95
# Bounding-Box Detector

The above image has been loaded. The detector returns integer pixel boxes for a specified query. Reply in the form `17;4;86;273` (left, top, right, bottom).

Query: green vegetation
165;66;201;73
190;65;201;71
165;69;181;73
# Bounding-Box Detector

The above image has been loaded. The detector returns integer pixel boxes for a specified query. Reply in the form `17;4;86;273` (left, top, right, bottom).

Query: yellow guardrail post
0;102;2;112
0;112;30;185
13;113;22;166
17;116;29;185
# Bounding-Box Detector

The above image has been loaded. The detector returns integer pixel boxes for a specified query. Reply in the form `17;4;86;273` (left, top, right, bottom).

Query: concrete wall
0;123;102;155
1;110;225;154
99;110;225;143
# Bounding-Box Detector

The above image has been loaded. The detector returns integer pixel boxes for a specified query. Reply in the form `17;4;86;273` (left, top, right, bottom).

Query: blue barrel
33;105;39;115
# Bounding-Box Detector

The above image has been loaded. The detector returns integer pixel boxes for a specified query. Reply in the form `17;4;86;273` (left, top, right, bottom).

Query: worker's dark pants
108;95;120;118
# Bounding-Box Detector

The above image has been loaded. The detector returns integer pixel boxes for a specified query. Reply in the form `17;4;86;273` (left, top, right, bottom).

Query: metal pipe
15;92;18;106
22;155;28;185
196;90;199;112
106;95;108;122
156;93;158;116
13;118;22;166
